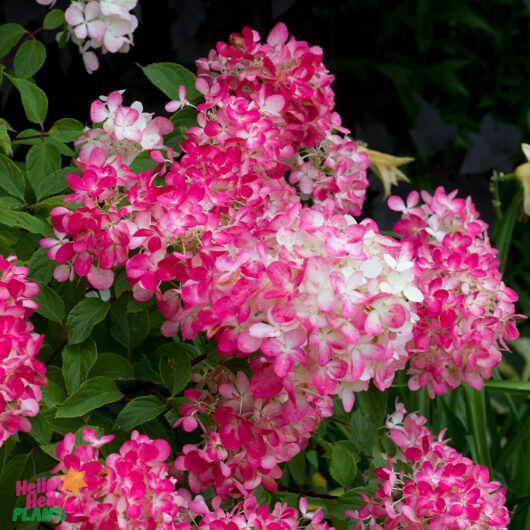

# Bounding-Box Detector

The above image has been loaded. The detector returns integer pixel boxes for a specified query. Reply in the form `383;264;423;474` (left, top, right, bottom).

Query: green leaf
55;376;122;418
32;166;74;201
464;384;492;473
0;153;25;199
287;451;306;486
140;62;201;102
33;195;77;211
62;339;98;395
158;343;191;396
34;284;65;322
133;354;162;384
14;128;74;156
495;192;522;274
0;210;48;234
0;452;35;524
349;410;378;454
43;9;65;30
328;487;377;521
7;75;48;125
66;298;110;345
0;196;23;209
49;118;85;142
116;395;166;431
110;298;150;349
13;39;46;78
357;384;387;427
0;23;26;59
484;380;530;395
0;120;13;156
329;444;357;487
89;352;135;380
26;143;62;196
28;246;55;284
29;409;53;445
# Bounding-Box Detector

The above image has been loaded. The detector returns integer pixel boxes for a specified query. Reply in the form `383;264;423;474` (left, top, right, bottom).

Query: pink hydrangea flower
0;255;46;446
348;402;510;529
389;187;522;396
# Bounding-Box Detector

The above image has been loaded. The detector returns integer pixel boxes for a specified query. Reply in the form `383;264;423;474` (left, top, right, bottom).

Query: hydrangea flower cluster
173;364;333;498
0;255;46;446
64;0;139;73
48;428;186;529
347;402;510;529
389;188;520;396
47;427;331;530
74;90;174;169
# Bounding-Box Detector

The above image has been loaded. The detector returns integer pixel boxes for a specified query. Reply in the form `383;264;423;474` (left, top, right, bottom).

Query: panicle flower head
348;401;510;529
389;187;521;397
0;255;46;447
64;0;138;73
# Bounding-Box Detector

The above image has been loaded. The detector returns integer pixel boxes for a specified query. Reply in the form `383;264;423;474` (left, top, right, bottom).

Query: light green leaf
158;343;191;396
0;23;26;59
0;120;12;157
34;283;65;322
55;377;122;418
26;143;62;196
62;339;98;395
484;380;530;395
0;210;48;234
0;197;22;209
49;118;85;142
116;395;166;431
13;39;46;78
43;9;65;30
329;444;357;487
66;298;110;345
140;62;201;102
7;75;48;124
0;153;25;199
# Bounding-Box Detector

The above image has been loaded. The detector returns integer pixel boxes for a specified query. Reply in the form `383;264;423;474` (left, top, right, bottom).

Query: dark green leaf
0;453;35;523
7;76;48;125
43;9;65;30
32;166;74;201
349;410;378;454
133;354;162;384
110;298;150;349
62;339;98;394
49;118;85;142
116;395;166;431
55;376;122;418
34;284;65;322
158;343;191;396
484;380;530;395
0;210;48;234
66;298;110;345
140;62;201;102
89;352;135;380
328;487;377;521
0;153;25;199
28;246;55;284
0;23;26;58
13;39;46;78
287;451;306;485
26;143;62;196
29;409;53;445
357;384;387;427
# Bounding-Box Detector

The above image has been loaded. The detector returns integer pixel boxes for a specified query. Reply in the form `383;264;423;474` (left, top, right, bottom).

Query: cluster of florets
389;188;520;396
0;255;46;446
48;428;189;529
178;495;332;530
171;203;422;414
47;427;331;530
64;0;138;73
347;402;510;529
74;90;173;169
173;364;333;498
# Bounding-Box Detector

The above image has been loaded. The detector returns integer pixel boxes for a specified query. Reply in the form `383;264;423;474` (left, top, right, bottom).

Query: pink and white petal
88;20;107;41
73;24;88;41
90;99;108;122
84;1;101;21
83;51;99;73
65;5;84;25
87;266;114;290
387;195;405;211
267;22;289;46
